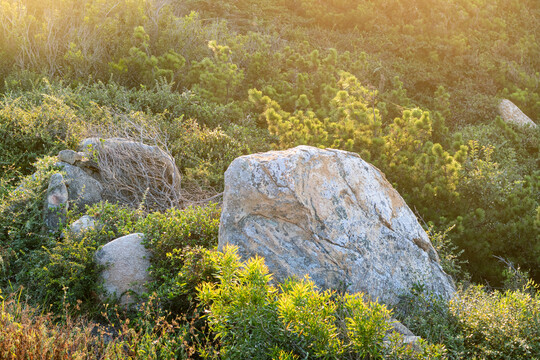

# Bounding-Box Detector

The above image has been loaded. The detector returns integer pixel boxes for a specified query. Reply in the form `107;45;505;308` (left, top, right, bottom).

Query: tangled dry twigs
88;137;183;210
82;114;221;211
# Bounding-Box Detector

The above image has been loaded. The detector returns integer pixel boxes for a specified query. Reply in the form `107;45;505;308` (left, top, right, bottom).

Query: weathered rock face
219;146;455;305
58;149;84;165
44;173;69;230
498;99;537;128
95;233;150;305
57;162;103;209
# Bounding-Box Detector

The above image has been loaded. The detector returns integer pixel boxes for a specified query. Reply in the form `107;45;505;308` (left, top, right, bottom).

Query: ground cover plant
0;0;539;358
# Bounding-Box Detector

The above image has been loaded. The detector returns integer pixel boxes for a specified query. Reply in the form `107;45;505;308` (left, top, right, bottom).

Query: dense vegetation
0;0;539;358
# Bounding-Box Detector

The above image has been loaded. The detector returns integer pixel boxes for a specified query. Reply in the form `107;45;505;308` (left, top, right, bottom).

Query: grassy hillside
0;0;539;358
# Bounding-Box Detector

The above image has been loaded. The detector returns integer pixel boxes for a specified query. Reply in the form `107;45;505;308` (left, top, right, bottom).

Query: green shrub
188;41;245;104
140;204;220;315
148;246;218;317
18;201;143;312
397;283;540;359
198;246;445;359
139;203;220;259
427;225;469;282
0;156;58;289
167;118;251;191
451;285;540;359
0;91;83;178
396;285;466;359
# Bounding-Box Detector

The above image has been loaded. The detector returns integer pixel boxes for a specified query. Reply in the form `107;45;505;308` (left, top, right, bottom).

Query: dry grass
0;292;207;360
0;294;102;360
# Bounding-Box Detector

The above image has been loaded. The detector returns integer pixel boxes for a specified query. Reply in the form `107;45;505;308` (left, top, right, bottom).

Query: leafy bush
396;285;467;359
427;225;469;282
397;283;540;359
140;204;220;315
0;91;83;178
451;285;540;359
198;246;445;359
167;118;262;191
0;157;59;289
14;201;142;311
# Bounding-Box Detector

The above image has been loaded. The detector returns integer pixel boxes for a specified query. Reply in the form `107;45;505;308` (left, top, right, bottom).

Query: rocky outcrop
498;99;537;128
219;146;455;305
43;137;182;230
44;173;69;230
95;233;150;305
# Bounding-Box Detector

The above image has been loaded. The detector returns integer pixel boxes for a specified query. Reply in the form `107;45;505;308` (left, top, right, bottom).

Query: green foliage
278;279;343;358
188;41;245;104
396;285;467;359
167;119;254;191
0;79;270;192
0;0;539;355
0;90;83;178
110;26;185;88
450;285;540;359
149;246;217;317
398;283;540;360
427;225;469;282
30;231;105;313
198;248;283;359
1;180;220;312
13;201;143;311
250;71;384;156
0;157;58;288
140;204;221;316
139;203;220;258
198;246;445;359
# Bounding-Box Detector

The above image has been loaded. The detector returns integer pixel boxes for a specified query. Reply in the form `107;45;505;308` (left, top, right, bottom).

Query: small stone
58;149;83;165
69;215;97;237
95;233;150;305
57;162;103;209
388;320;415;337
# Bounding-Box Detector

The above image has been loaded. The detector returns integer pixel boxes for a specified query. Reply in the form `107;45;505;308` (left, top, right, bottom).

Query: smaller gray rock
95;233;150;305
384;320;421;352
58;150;83;165
44;173;69;230
57;162;103;209
70;215;97;237
388;319;415;337
498;99;537;128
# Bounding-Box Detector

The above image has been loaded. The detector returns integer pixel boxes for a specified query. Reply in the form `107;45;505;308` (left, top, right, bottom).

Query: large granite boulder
498;99;537;128
218;146;455;305
95;233;150;305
